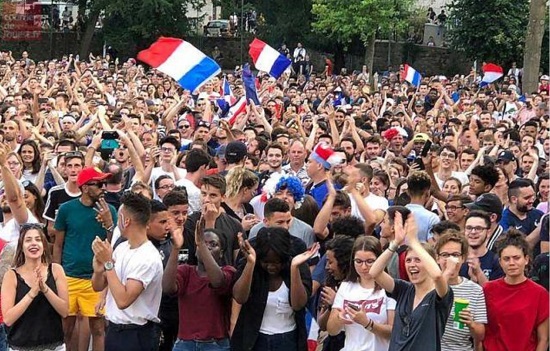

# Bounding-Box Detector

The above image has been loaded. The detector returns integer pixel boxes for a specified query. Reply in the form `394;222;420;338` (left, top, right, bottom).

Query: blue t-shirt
54;199;117;279
500;208;543;235
459;249;504;281
306;180;342;208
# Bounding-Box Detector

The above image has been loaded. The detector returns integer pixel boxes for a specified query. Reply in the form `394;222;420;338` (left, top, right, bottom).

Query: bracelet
365;319;374;331
43;287;50;295
27;292;37;299
388;241;398;253
105;224;115;232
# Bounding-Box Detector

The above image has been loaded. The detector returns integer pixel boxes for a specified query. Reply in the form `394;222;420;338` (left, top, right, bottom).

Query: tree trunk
363;32;376;88
79;9;100;58
522;0;547;94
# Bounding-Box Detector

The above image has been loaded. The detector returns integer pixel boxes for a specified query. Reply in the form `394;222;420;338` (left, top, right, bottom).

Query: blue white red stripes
137;37;221;92
482;63;503;84
248;38;291;78
403;64;422;87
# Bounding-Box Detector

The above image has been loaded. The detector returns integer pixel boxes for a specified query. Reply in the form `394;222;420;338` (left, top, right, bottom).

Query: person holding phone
162;216;236;351
327;236;395;351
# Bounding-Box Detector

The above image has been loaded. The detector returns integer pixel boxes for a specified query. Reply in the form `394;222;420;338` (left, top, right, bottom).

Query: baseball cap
77;167;112;187
225;141;247;164
541;75;549;81
465;193;503;218
415;100;424;107
413;133;429;142
497;150;516;163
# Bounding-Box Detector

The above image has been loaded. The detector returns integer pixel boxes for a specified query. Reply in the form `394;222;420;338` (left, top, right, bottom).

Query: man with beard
3;121;20;151
54;167;117;351
257;143;285;193
364;136;383;161
500;179;544;238
459;211;504;287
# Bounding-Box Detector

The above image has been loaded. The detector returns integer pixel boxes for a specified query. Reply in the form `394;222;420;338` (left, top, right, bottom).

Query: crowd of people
0;49;547;351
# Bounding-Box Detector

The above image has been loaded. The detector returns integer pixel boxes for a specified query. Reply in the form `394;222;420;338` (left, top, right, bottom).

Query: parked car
203;20;232;37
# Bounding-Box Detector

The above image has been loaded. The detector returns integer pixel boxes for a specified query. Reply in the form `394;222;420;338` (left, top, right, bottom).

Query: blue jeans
0;324;6;351
252;330;297;351
172;338;229;351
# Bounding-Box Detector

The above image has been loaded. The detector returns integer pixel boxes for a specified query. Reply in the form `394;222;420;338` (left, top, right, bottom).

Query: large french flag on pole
248;38;291;79
402;64;422;87
481;63;503;85
137;37;221;92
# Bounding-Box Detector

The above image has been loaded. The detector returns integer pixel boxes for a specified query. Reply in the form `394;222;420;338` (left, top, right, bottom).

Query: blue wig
275;176;305;203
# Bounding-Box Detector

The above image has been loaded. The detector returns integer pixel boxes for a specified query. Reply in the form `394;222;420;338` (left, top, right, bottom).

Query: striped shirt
441;277;488;351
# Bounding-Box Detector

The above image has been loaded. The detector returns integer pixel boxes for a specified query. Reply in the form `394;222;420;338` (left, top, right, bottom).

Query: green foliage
447;0;529;64
101;0;202;54
311;0;412;45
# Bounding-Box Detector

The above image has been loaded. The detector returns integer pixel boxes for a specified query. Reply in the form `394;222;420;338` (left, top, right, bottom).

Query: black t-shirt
389;279;454;351
43;185;80;222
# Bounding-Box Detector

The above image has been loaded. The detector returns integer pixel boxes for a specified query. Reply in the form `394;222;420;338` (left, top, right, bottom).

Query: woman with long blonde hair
1;224;68;350
222;167;260;231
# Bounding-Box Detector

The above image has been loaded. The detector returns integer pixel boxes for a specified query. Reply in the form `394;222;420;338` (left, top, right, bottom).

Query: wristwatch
104;261;114;271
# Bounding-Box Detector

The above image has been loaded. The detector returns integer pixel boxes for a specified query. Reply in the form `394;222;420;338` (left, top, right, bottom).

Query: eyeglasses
161;147;175;153
440;152;456;159
353;258;376;266
465;226;488;233
86;182;106;188
157;184;175;190
21;222;45;232
197;121;211;128
445;205;464;211
438;252;462;258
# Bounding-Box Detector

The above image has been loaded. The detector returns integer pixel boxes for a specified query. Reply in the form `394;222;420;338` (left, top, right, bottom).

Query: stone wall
0;32;472;76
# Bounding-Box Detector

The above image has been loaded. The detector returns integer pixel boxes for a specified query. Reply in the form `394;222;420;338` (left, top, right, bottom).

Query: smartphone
348;302;360;311
421;140;432;157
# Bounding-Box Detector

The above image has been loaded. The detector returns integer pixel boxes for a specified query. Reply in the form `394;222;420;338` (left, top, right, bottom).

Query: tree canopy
447;0;529;64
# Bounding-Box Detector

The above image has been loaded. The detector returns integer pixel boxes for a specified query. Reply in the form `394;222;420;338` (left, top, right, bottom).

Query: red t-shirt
483;278;549;351
176;264;236;340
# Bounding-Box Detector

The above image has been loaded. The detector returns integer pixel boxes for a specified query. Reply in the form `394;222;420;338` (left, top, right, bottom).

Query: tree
447;0;529;64
522;0;547;94
99;0;204;56
311;0;412;76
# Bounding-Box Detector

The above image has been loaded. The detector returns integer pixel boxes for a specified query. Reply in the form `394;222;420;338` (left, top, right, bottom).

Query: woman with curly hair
223;167;260;231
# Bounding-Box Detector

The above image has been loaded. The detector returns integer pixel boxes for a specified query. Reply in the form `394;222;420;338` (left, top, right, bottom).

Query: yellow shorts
67;277;104;317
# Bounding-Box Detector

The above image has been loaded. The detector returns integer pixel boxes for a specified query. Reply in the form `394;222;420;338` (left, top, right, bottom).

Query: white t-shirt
0;209;39;245
333;281;396;351
175;177;201;214
350;192;389;222
149;167;186;199
259;281;296;335
435;171;469;188
105;240;163;325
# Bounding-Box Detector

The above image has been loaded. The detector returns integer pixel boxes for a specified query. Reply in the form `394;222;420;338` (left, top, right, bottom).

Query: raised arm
0;144;28;224
162;223;184;295
232;234;256;304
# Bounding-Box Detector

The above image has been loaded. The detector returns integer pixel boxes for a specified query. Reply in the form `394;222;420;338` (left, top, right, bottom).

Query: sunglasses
178;124;191;130
86;181;106;188
64;151;83;159
197;121;211;128
21;222;45;231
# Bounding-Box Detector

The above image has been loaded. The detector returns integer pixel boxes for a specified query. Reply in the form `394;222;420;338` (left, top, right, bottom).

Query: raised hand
94;198;114;230
291;242;320;267
195;215;206;247
169;217;184;249
238;233;255;265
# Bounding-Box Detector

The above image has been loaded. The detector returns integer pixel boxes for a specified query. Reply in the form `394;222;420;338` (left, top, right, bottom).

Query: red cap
77;167;112;187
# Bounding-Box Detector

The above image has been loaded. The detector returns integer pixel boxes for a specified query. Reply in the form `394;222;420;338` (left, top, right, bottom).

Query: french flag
481;63;503;85
402;64;422;87
137;37;221;92
243;64;260;105
221;77;236;105
248;38;291;79
224;96;247;125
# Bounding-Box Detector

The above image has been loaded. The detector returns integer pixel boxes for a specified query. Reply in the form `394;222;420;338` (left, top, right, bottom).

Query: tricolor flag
481;63;503;85
221;77;236;105
402;64;422;87
242;64;260;105
224;96;247;125
137;37;221;92
248;38;291;79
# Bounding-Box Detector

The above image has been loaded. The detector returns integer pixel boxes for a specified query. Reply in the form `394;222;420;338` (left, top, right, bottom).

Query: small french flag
481;63;503;84
402;64;422;87
221;77;236;105
225;96;247;125
248;38;291;79
137;37;221;92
